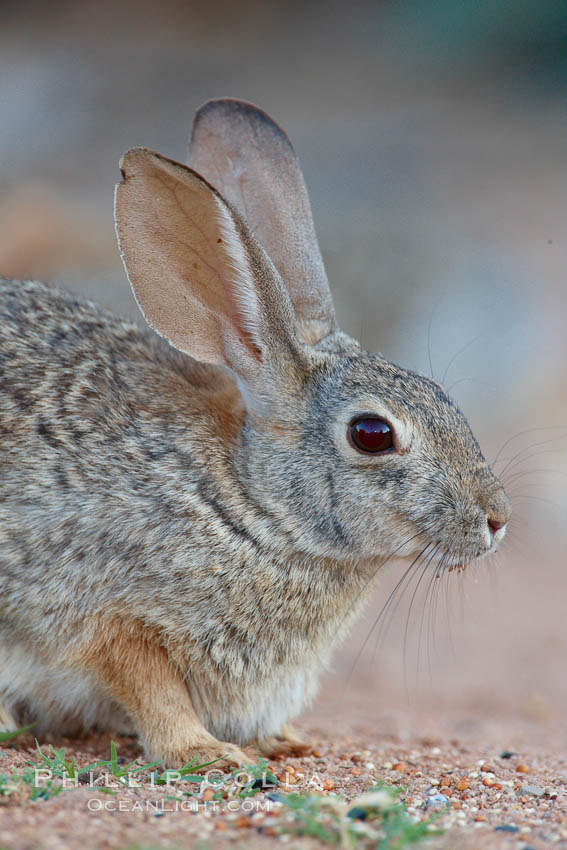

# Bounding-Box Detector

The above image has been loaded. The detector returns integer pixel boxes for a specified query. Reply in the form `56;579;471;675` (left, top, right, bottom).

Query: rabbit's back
0;279;243;629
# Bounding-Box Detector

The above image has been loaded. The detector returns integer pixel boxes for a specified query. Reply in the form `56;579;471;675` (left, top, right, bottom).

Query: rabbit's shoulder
0;279;241;463
1;278;233;398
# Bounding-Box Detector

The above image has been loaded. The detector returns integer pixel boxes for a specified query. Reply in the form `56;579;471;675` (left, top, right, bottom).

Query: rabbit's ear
188;98;336;347
115;148;303;403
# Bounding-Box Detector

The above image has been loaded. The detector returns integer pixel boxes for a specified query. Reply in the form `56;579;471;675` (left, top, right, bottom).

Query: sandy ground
1;718;566;850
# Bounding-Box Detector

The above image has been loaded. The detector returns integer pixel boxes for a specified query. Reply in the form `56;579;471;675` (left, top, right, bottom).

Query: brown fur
76;617;252;768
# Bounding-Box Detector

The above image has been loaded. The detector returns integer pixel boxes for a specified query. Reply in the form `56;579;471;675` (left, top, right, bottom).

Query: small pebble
322;779;334;791
347;806;367;820
520;784;546;797
425;793;450;810
516;764;530;773
500;750;517;759
494;825;519;833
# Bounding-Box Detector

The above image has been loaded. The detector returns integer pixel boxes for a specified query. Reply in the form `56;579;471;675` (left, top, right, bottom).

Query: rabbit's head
115;99;510;572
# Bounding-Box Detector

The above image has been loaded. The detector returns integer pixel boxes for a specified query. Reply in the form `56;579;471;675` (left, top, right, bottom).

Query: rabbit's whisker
495;433;566;479
369;543;433;669
503;467;565;488
491;426;566;470
403;544;441;690
441;331;485;386
337;530;425;635
418;547;451;686
344;543;432;686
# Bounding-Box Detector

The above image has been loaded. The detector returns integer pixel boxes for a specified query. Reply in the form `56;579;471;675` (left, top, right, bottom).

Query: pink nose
484;487;511;538
488;518;505;535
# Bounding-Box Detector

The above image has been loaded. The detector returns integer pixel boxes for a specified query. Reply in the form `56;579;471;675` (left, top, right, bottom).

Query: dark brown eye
349;417;394;453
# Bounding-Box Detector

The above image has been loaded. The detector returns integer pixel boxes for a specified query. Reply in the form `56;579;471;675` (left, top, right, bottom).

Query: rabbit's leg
257;723;311;758
77;619;251;770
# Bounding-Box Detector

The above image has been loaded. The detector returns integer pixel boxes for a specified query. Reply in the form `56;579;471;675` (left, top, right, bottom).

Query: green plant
10;739;228;802
102;740;161;782
20;739;158;796
279;782;443;849
373;786;440;849
0;772;18;798
151;753;228;787
281;793;343;844
229;757;278;798
26;740;82;780
0;724;35;743
28;779;64;801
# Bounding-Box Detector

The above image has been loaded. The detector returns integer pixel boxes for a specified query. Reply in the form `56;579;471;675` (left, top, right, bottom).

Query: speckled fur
0;101;510;767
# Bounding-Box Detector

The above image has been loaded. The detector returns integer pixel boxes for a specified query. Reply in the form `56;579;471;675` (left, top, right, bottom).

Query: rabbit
0;98;511;769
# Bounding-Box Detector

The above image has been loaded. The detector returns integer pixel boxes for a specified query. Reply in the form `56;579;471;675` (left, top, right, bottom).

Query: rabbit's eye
349;417;394;453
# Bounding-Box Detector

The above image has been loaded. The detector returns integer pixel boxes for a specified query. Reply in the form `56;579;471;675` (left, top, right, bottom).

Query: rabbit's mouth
425;539;485;571
446;563;469;573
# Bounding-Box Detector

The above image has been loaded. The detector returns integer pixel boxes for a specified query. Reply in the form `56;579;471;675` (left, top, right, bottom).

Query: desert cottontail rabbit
0;99;510;768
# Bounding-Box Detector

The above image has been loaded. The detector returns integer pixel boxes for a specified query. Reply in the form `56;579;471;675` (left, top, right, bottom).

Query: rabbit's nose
488;517;505;535
484;489;512;538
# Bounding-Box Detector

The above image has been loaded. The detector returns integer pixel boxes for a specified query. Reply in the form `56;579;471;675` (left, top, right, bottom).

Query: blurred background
1;1;565;753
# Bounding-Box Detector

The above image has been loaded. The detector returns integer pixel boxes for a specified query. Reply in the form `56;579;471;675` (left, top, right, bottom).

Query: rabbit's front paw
159;739;254;771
